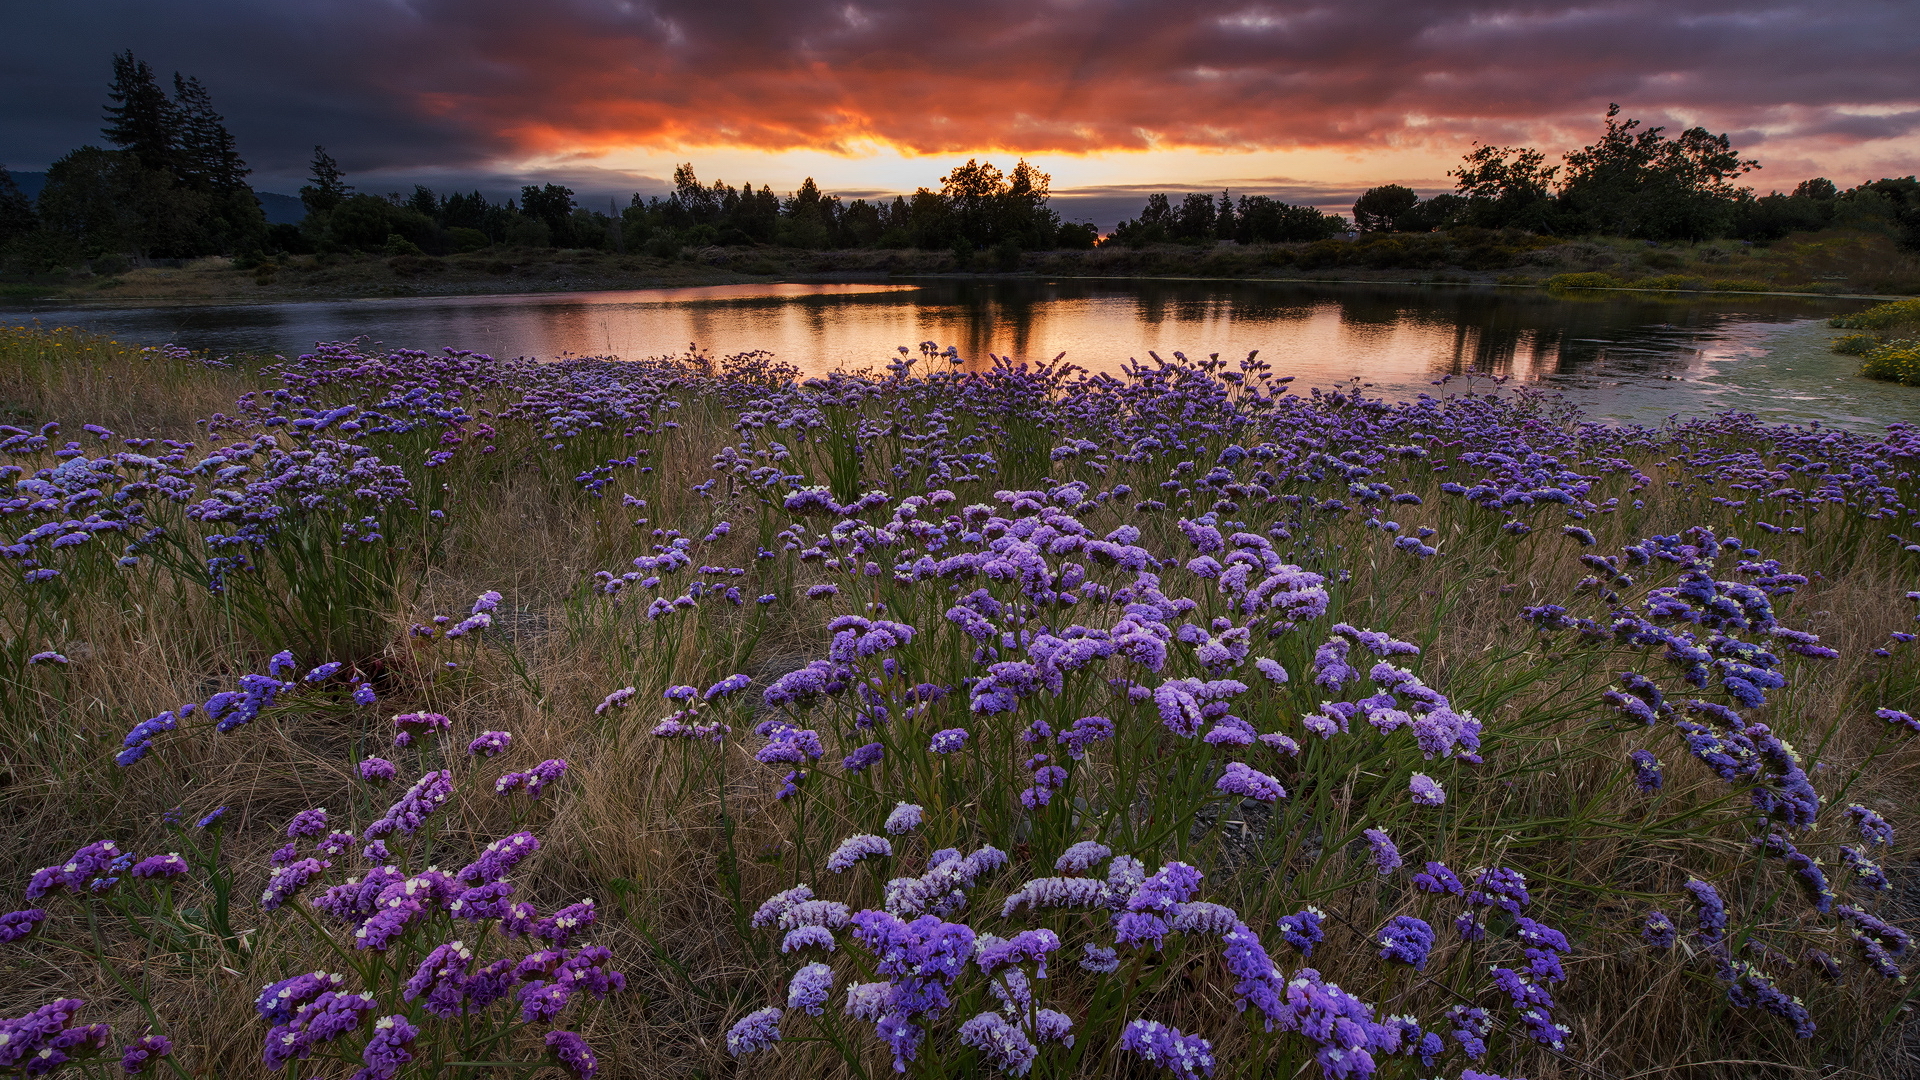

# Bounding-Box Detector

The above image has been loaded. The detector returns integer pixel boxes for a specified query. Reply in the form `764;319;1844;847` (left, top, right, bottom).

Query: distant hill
6;170;306;225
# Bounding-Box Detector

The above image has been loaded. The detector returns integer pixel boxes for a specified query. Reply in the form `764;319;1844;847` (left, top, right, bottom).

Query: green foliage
1831;298;1920;333
1859;339;1920;385
1557;104;1758;241
1352;185;1419;233
1547;271;1622;290
1831;333;1878;356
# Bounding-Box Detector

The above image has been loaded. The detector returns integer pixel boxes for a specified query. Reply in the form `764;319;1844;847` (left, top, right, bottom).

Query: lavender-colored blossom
827;833;893;873
1629;749;1663;793
1215;761;1285;802
1364;828;1401;874
0;908;47;942
129;854;189;880
357;1014;418;1080
1376;916;1435;971
1120;1020;1215;1078
1643;911;1677;949
1408;773;1445;806
788;962;835;1015
285;808;328;839
884;802;924;835
1277;908;1326;956
467;731;512;757
544;1031;598;1080
1054;841;1111;873
1848;804;1894;846
120;1034;172;1074
930;728;969;754
959;1011;1040;1075
726;1007;783;1056
1412;862;1463;896
1685;879;1728;943
843;742;885;771
357;758;397;784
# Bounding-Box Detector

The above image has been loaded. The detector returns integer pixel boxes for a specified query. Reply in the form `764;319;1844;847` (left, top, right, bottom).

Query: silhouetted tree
0;166;35;249
171;74;247;192
301;147;350;217
1557;104;1758;241
1449;144;1558;230
1352;185;1419;232
101;52;178;172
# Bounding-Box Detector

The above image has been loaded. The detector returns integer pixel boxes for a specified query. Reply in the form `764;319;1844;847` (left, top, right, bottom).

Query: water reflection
12;278;1913;428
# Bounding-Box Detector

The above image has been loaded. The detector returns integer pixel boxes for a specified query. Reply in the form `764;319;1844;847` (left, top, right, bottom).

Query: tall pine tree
101;51;178;171
172;74;249;192
300;146;351;217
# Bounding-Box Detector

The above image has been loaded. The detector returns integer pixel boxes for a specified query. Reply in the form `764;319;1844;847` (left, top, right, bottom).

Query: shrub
1859;339;1920;384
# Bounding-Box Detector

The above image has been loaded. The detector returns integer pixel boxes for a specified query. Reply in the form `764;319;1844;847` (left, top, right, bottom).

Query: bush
1859;339;1920;384
1832;333;1879;356
1546;271;1621;290
447;227;490;253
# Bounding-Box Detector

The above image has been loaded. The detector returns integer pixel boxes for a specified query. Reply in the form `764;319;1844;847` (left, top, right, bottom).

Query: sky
3;0;1918;227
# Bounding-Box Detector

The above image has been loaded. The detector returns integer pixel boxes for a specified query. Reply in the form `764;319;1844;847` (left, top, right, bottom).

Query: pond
12;278;1917;429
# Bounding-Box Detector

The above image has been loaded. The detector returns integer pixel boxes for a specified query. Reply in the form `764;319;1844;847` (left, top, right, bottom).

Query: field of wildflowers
1;323;1918;1079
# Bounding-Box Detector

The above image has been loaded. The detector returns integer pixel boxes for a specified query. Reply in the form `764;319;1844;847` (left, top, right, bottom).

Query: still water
14;279;1917;430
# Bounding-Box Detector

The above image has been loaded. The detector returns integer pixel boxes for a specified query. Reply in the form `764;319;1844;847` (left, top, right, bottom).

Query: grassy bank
1831;299;1920;385
6;226;1916;307
2;327;1919;1079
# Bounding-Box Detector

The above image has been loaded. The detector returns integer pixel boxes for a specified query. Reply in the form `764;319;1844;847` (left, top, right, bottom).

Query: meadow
0;322;1918;1080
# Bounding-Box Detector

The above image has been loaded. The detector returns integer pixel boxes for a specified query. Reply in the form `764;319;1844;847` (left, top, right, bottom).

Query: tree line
0;52;267;270
6;60;1920;272
1344;105;1920;248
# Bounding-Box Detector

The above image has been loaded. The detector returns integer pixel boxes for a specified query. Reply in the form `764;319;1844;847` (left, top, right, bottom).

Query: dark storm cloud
2;0;1916;189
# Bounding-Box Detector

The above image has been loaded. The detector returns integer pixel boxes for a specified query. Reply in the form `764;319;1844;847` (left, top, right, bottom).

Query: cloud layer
3;0;1917;189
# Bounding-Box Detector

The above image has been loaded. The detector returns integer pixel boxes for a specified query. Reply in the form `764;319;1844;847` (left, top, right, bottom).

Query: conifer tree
301;146;351;217
101;51;178;171
171;74;249;192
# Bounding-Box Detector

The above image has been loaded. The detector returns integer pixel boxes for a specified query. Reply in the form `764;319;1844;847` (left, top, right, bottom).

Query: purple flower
959;1012;1040;1074
1277;907;1325;956
0;908;48;942
545;1031;598;1080
391;711;451;746
1408;773;1445;806
1364;828;1401;874
365;769;454;837
196;807;227;829
496;759;569;799
705;673;752;699
467;731;513;757
1253;657;1288;686
129;854;189;880
1685;879;1728;943
1848;804;1894;846
403;940;475;1018
457;831;541;885
1376;915;1435;971
1120;1019;1215;1078
357;758;397;784
121;1034;173;1074
1215;761;1285;802
285;808;328;839
353;683;378;705
1412;862;1463;896
726;1007;782;1056
535;900;598;946
788;962;835;1015
843;742;885;771
357;1015;418;1080
930;728;969;754
260;858;330;911
1643;911;1677;949
884;802;924;835
1877;707;1920;734
1629;749;1663;793
827;833;893;873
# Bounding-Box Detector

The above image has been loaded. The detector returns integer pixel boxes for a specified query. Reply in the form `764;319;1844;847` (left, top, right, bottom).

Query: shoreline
4;270;1905;313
